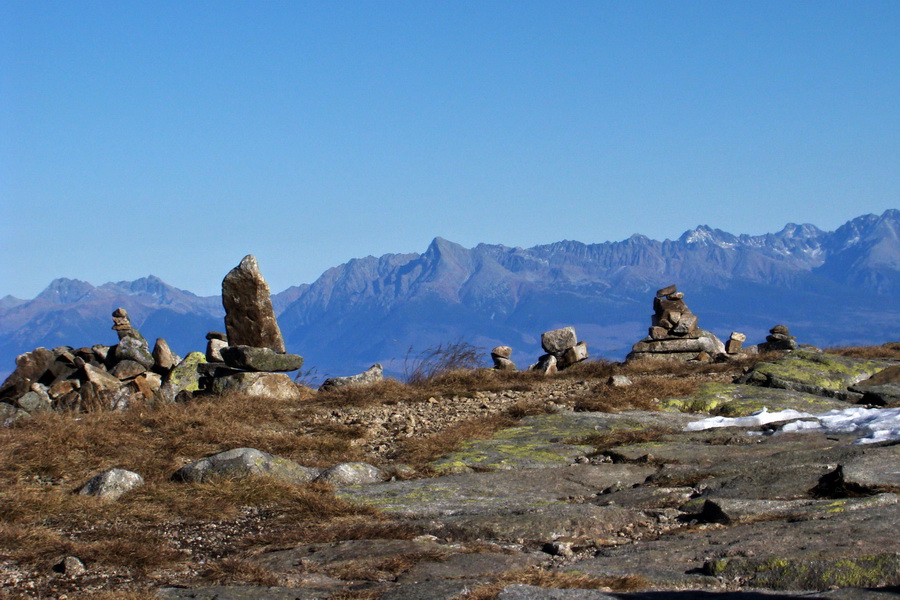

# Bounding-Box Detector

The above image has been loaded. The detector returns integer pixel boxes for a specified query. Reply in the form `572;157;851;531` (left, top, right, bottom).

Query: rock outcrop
627;285;725;362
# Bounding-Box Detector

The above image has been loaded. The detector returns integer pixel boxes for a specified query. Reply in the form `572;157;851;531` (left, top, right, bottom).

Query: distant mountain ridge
2;210;898;381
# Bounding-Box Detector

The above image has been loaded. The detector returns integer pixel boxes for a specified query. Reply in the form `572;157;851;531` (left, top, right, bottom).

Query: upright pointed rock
221;255;286;353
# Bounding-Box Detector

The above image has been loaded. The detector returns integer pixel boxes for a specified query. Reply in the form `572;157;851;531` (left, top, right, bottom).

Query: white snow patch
686;407;900;445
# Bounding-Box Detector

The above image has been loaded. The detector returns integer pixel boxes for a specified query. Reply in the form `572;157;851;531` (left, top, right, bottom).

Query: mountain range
2;209;898;382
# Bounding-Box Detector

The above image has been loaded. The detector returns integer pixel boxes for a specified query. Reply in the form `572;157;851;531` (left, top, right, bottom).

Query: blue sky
2;1;898;298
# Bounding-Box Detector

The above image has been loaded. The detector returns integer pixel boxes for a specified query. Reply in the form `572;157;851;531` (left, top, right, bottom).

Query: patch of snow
686;407;900;445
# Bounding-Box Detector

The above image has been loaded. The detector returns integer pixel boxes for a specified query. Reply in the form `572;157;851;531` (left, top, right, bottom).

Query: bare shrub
404;340;485;385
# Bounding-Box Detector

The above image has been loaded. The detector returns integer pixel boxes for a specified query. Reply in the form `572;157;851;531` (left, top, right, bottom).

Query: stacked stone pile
758;324;798;352
529;326;589;374
627;285;725;362
0;308;181;424
0;255;305;423
490;346;516;371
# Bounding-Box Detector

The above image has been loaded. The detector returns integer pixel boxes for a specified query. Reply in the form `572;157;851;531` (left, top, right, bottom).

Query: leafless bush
403;340;485;385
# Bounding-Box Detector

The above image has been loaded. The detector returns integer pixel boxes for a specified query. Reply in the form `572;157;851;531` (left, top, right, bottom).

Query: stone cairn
758;324;798;352
626;285;725;362
0;255;305;424
529;326;589;374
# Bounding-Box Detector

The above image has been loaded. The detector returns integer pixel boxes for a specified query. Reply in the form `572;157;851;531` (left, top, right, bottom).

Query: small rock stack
490;346;517;371
0;255;306;423
627;285;725;362
758;324;798;352
529;326;589;374
726;332;747;355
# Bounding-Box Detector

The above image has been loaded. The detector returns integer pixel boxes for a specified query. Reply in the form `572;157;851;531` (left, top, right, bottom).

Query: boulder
220;345;304;372
211;372;301;401
78;468;145;500
314;462;385;487
319;364;383;391
608;375;633;387
541;327;577;354
221;255;286;353
173;448;319;484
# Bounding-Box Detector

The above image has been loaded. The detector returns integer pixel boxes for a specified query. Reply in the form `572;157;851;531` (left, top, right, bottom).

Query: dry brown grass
574;426;677;456
201;557;282;586
464;566;650;599
826;344;900;360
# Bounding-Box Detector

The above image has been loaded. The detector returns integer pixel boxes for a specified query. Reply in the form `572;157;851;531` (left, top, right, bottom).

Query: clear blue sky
2;1;898;298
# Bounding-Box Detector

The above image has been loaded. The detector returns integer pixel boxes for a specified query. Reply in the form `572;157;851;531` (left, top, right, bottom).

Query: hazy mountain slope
2;210;898;381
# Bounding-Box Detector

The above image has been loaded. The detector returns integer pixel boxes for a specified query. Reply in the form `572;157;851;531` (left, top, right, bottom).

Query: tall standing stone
221;255;286;353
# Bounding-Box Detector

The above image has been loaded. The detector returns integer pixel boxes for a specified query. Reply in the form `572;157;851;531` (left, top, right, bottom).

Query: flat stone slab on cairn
222;255;286;353
220;345;304;372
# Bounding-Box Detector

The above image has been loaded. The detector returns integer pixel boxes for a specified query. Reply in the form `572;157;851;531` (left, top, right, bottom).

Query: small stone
151;338;179;372
110;359;148;380
206;339;228;363
49;380;77;399
726;339;744;354
730;332;747;342
78;468;145;501
542;540;574;558
608;375;633;387
91;344;110;363
206;331;228;341
649;326;668;340
771;324;790;336
667;292;685;300
55;556;86;576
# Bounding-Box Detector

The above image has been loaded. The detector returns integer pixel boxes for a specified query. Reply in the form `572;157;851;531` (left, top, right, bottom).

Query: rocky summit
2;263;900;598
